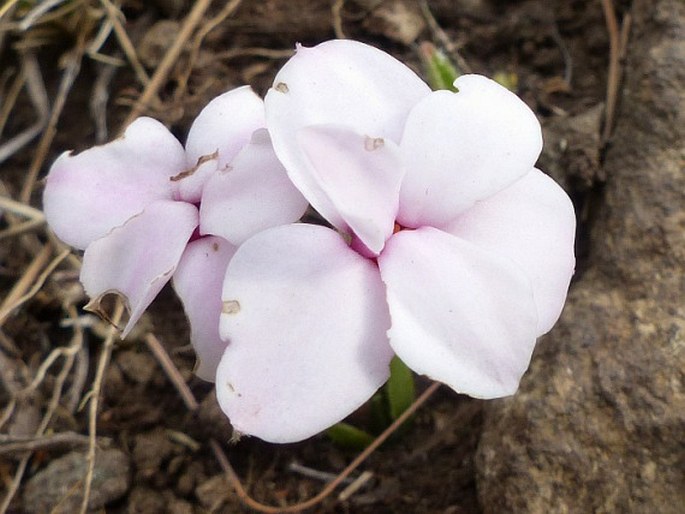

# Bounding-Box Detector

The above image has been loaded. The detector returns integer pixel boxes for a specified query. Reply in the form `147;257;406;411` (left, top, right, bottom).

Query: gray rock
23;448;131;513
476;1;685;512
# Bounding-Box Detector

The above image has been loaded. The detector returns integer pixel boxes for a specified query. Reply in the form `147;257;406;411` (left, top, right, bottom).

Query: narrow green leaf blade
419;42;460;92
386;356;416;420
326;422;375;450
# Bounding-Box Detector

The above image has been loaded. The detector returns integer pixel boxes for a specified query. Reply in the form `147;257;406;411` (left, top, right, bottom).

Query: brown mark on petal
84;290;131;334
364;136;384;151
170;150;219;182
212;242;219;252
227;381;235;393
274;82;289;93
222;300;241;314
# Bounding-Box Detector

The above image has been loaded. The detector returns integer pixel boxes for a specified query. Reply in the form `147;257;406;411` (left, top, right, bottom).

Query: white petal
217;224;394;443
179;87;266;203
398;75;543;228
43;118;185;249
265;39;429;228
444;169;575;335
185;86;265;168
378;226;538;398
173;236;237;381
199;129;308;246
80;200;198;337
296;124;403;254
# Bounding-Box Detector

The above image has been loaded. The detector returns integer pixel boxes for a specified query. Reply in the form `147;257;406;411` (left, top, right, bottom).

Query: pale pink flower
43;86;308;379
215;41;576;443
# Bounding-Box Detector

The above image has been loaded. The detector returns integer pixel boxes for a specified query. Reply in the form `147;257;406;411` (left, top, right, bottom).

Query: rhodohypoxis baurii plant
43;86;307;379
214;40;576;443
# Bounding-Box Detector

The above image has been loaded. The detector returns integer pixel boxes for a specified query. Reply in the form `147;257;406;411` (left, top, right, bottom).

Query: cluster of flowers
43;40;575;443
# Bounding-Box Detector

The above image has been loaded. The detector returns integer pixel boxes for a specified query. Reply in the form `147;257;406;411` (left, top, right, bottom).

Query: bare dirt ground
0;1;621;512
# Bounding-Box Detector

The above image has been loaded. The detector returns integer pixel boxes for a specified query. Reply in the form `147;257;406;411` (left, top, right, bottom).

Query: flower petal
217;224;393;443
199;129;308;246
397;75;543;228
444;168;575;335
173;236;237;381
43;117;185;249
378;226;538;398
265;39;429;229
180;86;266;203
80;200;198;337
296;124;403;254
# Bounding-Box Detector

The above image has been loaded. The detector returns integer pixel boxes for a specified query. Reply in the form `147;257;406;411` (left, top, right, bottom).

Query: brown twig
121;0;216;128
212;381;441;513
144;333;199;411
600;0;621;144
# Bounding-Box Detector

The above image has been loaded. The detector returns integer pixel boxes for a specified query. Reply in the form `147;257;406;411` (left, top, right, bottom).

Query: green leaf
326;422;375;450
385;356;416;420
419;42;460;92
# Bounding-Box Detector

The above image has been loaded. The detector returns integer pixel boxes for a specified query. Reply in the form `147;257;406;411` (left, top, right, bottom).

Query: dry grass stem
17;320;80;398
0;249;69;327
90;59;119;142
0;432;93;455
98;0;150;86
332;0;346;39
0;66;26;138
17;0;70;31
0;218;46;240
0;195;45;220
338;470;374;501
0;243;52;325
144;333;199;411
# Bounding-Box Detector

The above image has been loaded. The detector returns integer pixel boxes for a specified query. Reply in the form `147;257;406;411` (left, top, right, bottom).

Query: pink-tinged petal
173;236;237;382
265;40;429;228
444;168;575;335
217;224;393;443
397;75;543;228
199;129;308;245
170;154;221;205
43;117;185;249
185;86;265;166
296;125;403;254
378;226;538;399
80;200;198;338
179;87;265;203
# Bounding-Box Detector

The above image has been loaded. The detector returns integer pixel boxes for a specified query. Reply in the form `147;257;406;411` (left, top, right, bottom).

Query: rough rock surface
476;1;685;512
23;448;131;513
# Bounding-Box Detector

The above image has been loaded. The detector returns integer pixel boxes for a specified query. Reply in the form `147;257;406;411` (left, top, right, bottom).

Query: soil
0;1;618;512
